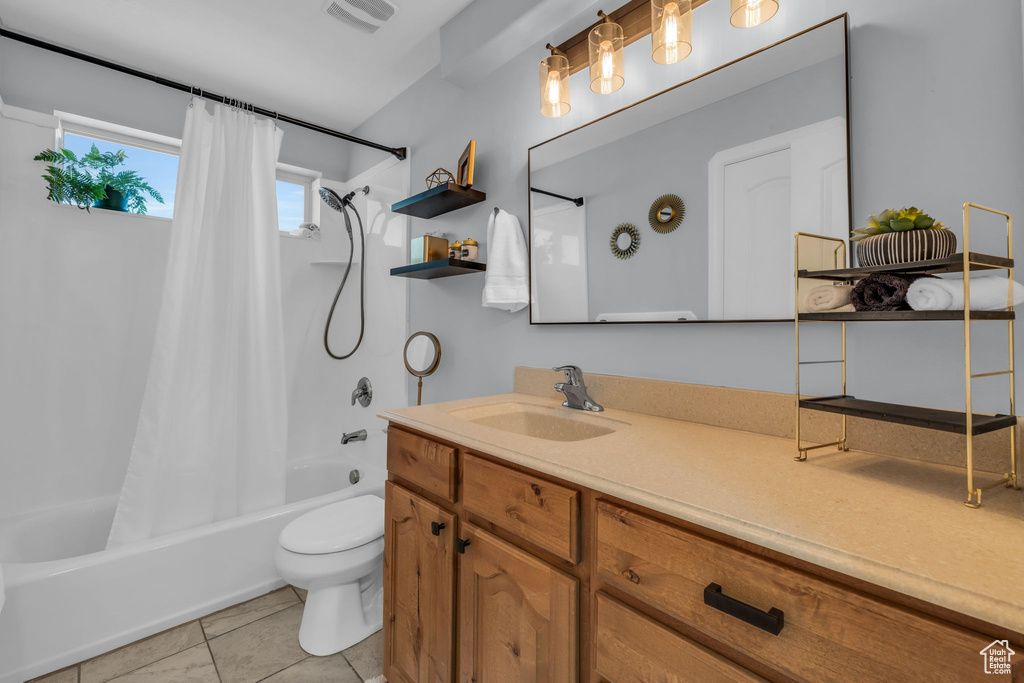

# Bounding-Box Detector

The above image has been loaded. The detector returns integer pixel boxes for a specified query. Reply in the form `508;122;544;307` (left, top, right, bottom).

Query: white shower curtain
107;101;287;547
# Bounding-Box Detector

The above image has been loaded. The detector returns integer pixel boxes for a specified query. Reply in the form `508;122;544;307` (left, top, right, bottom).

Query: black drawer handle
704;583;785;636
430;521;446;536
456;537;471;554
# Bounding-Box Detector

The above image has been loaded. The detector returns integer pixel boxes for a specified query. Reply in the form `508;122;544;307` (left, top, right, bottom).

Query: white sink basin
448;402;626;442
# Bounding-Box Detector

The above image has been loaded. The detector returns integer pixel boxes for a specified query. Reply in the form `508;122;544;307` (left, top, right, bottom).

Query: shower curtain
107;101;287;547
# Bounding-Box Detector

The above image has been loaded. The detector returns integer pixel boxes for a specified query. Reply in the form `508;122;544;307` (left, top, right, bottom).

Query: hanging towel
851;272;931;311
804;284;855;312
483;209;529;312
907;274;1024;311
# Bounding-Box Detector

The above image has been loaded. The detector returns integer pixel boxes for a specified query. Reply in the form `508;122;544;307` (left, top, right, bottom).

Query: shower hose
323;201;366;360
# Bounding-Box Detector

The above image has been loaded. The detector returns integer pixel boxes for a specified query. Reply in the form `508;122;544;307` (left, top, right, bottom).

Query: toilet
275;494;385;656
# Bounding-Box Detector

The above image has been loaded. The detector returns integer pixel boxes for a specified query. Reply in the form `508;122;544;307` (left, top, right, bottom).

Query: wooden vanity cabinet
385;425;1023;683
383;481;456;683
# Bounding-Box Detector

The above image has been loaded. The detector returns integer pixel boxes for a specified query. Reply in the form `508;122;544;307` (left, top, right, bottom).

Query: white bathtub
0;454;385;683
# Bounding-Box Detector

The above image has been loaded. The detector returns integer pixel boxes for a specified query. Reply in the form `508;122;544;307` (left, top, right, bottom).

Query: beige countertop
381;392;1024;635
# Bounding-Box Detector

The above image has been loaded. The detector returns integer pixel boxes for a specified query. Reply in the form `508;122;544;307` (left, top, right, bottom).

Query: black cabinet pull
456;537;471;554
430;521;446;536
704;583;784;636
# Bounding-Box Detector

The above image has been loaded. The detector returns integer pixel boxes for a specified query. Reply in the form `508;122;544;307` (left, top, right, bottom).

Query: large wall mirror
529;15;850;324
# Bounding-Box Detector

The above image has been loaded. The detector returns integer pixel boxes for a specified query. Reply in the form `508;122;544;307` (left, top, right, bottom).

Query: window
276;165;320;234
57;112;321;232
58;113;182;219
61;133;178;218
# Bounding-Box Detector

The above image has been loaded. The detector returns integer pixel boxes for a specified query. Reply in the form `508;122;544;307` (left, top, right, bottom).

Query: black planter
93;185;128;212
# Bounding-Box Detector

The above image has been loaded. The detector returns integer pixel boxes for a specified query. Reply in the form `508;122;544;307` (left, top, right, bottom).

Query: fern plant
34;144;164;214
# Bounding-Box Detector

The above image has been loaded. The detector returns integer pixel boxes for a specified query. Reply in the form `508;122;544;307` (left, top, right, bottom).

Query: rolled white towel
289;227;313;238
907;274;1024;311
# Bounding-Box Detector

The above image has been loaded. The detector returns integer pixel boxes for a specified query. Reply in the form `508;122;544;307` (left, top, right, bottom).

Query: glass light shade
651;0;692;65
588;21;624;94
539;54;571;118
730;0;779;28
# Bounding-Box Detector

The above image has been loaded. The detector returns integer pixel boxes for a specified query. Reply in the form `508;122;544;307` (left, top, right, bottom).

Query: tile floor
29;586;383;683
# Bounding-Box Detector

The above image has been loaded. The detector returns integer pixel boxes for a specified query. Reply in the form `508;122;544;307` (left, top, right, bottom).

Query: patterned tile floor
29;586;382;683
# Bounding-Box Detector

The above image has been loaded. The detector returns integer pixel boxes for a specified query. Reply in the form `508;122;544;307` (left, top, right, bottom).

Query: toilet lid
279;495;385;555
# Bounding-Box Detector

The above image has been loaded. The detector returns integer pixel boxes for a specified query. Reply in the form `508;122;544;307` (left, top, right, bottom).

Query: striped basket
855;229;957;267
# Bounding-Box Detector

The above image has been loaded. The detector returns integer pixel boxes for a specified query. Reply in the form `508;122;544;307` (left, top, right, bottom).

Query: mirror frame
526;14;851;326
404;331;441;377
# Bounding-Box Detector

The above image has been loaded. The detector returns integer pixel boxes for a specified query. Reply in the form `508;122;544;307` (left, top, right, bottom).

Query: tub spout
341;429;367;445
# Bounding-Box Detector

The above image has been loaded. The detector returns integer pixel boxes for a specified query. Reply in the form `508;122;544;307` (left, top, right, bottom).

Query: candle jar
462;238;479;262
449;241;462;259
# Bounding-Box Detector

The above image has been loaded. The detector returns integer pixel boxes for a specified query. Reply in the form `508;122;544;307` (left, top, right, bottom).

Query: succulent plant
850;207;947;241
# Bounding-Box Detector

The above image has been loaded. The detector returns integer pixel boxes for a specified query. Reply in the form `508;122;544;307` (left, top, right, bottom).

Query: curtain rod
530;187;584;207
0;27;408;161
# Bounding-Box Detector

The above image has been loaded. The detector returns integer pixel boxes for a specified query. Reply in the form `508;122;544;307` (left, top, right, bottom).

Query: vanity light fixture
729;0;779;28
651;0;692;65
539;44;572;117
589;11;625;94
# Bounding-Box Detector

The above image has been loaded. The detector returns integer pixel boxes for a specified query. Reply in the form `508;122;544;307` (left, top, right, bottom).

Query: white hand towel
907;274;1024;311
482;209;529;312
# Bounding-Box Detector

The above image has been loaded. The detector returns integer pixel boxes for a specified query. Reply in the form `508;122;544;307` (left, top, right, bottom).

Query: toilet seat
279;495;385;555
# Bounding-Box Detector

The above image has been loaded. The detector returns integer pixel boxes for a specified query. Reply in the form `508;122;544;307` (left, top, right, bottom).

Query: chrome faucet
553;365;603;412
341;429;367;445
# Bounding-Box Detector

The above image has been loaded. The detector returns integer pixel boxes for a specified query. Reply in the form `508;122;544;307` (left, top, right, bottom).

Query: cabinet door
384;482;456;683
458;523;578;682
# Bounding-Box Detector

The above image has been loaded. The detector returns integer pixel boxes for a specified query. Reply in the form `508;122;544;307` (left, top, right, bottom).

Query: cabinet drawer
462;454;580;563
596;502;1017;682
595;592;764;682
387;428;456;502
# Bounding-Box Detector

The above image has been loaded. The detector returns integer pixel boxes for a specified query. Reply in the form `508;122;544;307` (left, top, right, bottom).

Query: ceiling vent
321;0;397;34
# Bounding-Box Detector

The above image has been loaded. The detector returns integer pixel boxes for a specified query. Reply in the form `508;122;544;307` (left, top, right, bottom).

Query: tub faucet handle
351;377;372;407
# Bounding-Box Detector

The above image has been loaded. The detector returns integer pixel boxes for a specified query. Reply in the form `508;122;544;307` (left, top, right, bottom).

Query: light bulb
662;2;680;64
546;70;561;106
731;0;777;28
599;40;615;93
745;0;763;25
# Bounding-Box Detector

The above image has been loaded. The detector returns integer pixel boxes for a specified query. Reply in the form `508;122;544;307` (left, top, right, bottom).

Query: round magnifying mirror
404;331;441;405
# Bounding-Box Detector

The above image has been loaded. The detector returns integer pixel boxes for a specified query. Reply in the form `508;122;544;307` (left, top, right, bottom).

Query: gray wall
531;56;845;321
350;0;1024;414
0;40;353;178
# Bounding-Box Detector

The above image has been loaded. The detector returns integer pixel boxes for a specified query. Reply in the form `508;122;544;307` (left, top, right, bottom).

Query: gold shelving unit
794;203;1019;507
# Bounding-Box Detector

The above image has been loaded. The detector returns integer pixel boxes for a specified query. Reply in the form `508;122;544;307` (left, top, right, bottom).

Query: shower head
318;186;370;213
318;187;349;213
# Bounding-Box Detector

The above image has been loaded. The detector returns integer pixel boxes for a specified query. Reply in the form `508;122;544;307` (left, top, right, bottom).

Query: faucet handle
553;365;583;384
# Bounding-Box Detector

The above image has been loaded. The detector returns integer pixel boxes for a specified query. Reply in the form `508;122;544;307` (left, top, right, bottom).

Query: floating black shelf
798;252;1013;281
799;396;1017;436
799;310;1014;322
390;258;486;280
391;182;486;219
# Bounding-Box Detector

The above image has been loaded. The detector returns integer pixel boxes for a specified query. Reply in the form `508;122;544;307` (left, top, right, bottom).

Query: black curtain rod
0;27;407;161
530;187;584;207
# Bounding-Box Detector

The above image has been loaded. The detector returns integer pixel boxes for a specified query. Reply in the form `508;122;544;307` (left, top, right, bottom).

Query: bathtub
0;454;385;683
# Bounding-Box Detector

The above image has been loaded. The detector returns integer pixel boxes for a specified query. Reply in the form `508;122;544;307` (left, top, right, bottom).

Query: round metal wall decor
610;223;640;259
649;194;685;234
